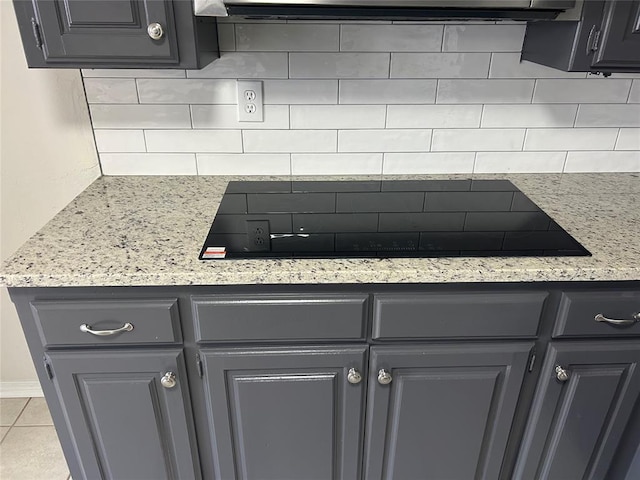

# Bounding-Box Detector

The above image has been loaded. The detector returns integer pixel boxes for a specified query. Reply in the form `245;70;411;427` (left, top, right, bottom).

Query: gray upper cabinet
200;345;368;480
47;349;200;480
12;0;218;68
522;0;640;74
364;342;534;480
513;341;640;480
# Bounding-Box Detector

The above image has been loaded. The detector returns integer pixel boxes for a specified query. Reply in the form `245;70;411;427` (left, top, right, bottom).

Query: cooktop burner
200;180;590;259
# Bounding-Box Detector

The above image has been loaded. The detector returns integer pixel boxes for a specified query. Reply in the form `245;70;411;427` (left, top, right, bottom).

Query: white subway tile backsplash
290;105;386;129
84;79;138;104
90;105;191;129
437;80;535;104
236;24;339;51
474;152;566;173
383;153;475;174
489;53;586;79
197;154;291;175
564;151;640;172
481;104;578;128
137;79;237;104
243;130;337;153
524;128;618;151
144;130;242;153
391;53;490;79
100;153;197;175
83;20;637;176
339;80;436;104
187;53;288;78
192;105;289;129
291;153;383;175
217;24;236;52
442;25;525;52
616;129;640;151
338;129;431;152
575;105;640;127
264;80;338;104
432;129;525;151
94;130;146;153
387;105;482;128
289;53;390;79
629;81;640;103
533;79;632;104
340;25;442;52
82;69;185;78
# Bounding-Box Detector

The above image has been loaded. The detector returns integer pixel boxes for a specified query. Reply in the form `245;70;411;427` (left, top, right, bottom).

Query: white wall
84;19;639;175
0;3;101;396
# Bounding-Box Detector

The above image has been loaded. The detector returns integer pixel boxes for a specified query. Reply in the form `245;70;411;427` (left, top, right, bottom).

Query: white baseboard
0;381;43;398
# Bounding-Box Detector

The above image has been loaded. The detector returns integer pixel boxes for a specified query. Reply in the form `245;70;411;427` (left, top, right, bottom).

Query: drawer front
30;299;181;347
372;292;548;339
192;294;368;342
554;290;640;338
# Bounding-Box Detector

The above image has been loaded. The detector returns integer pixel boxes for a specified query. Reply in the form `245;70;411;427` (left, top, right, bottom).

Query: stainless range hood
194;0;576;20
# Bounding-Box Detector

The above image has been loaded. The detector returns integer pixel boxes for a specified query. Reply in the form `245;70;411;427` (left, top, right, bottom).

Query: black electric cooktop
199;180;590;259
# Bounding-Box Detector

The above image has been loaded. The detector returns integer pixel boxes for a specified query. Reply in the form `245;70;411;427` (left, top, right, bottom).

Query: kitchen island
2;173;639;480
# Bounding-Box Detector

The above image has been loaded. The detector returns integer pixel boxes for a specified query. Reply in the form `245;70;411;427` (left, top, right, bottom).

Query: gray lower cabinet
513;341;640;480
364;343;534;480
200;345;368;480
46;349;199;480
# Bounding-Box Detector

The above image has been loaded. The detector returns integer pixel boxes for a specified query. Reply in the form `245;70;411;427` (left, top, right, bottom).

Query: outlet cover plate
237;80;263;122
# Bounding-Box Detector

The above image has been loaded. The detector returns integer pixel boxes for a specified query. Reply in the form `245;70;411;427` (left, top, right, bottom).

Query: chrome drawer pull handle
79;322;134;336
594;313;640;326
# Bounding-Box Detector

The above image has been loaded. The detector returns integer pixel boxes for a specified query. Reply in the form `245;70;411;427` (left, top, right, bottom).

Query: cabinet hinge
43;357;53;380
196;354;203;378
586;25;601;54
528;348;537;373
31;18;43;49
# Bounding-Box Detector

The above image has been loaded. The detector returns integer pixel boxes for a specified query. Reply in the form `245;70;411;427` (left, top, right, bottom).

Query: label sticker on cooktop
202;247;226;259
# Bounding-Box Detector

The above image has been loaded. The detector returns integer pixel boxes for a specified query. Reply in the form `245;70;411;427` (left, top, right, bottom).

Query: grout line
613;127;622;151
625;80;634;103
572;104;580;127
561;151;569;173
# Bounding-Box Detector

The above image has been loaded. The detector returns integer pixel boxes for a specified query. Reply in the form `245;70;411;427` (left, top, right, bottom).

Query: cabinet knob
347;368;362;384
555;365;570;383
377;369;392;385
161;371;177;389
147;22;164;40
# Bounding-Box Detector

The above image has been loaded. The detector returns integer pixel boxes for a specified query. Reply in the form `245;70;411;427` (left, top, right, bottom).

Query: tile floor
0;397;71;480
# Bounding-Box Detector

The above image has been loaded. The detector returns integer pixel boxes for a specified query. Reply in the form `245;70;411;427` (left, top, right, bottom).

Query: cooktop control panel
200;180;590;259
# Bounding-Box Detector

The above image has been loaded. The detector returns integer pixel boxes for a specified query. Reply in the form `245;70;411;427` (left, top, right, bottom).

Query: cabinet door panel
34;0;179;64
593;0;640;69
364;342;533;480
48;349;198;480
201;346;367;480
513;341;640;480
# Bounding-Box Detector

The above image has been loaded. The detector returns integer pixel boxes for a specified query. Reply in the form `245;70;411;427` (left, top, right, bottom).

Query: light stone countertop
1;173;639;287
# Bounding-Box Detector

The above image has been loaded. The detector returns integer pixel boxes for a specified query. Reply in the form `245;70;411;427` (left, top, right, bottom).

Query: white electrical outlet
237;80;263;122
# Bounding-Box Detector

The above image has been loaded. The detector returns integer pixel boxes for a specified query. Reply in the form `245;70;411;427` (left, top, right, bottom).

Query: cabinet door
592;0;640;69
27;0;179;65
513;341;640;480
364;342;533;480
48;349;198;480
201;346;368;480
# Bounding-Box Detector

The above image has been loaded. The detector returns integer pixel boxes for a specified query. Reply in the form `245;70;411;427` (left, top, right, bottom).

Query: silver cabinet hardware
147;22;164;40
594;312;640;326
347;368;362;384
161;372;177;389
377;369;392;385
555;365;570;382
79;322;133;336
